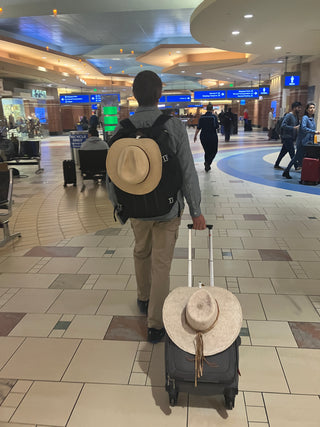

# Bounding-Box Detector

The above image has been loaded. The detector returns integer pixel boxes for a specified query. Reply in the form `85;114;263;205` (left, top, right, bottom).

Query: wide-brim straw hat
106;138;162;195
163;287;242;356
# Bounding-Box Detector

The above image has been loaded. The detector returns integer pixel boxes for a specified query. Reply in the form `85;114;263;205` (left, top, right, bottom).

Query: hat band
185;299;220;386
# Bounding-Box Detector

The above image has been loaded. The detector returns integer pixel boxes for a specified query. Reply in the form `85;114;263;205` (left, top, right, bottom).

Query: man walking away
107;70;206;344
274;101;301;170
194;103;219;172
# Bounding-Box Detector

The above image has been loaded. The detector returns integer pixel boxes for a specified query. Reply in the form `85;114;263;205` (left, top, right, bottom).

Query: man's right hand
191;214;206;230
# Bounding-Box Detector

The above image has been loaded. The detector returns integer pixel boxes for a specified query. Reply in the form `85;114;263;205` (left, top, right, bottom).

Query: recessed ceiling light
42;56;47;59
238;70;243;72
176;50;181;53
277;60;283;63
219;83;224;86
274;46;282;50
244;14;253;18
232;31;240;35
181;70;185;73
196;72;202;75
245;41;252;45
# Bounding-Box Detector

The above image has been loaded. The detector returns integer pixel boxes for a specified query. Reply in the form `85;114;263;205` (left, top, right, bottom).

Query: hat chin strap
186;299;220;387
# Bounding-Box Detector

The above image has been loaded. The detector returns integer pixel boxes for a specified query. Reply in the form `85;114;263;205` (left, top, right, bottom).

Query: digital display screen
166;95;191;102
105;125;117;132
240;100;246;105
60;94;90;104
34;107;47;124
104;116;118;125
194;91;226;100
103;106;118;115
284;75;300;87
227;89;259;99
259;86;270;95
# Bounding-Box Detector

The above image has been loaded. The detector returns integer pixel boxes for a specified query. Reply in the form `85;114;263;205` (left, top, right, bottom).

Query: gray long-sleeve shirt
107;106;202;221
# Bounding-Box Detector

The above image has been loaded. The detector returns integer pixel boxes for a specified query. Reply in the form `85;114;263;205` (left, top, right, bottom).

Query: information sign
227;89;259;99
194;91;226;100
166;95;191;102
259;86;270;95
60;94;89;104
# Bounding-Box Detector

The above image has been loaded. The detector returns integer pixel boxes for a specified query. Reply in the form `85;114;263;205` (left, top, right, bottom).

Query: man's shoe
274;165;283;170
137;299;149;315
204;162;211;172
295;167;302;171
282;171;292;179
148;327;165;344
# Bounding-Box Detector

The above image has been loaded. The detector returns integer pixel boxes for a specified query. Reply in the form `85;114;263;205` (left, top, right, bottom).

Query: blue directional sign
194;91;226;100
284;75;300;87
187;104;203;108
159;96;166;102
90;94;101;102
60;94;90;104
91;93;121;103
166;95;191;102
227;89;259;99
259;86;270;95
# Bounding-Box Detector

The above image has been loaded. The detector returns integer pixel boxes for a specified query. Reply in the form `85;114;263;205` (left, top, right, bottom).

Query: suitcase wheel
224;395;234;410
169;392;178;407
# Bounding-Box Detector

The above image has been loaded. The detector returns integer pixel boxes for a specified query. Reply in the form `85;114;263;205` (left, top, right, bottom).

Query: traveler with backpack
267;108;276;140
193;103;219;172
106;70;206;344
274;101;301;170
222;108;233;142
282;102;320;179
89;112;99;130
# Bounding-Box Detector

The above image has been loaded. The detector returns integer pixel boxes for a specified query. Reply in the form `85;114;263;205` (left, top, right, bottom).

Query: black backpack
107;114;183;223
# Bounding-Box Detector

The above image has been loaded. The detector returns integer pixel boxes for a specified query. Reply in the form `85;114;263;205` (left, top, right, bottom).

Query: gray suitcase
165;224;241;409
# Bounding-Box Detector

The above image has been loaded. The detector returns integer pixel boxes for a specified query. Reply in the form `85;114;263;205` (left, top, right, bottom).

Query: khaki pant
130;216;181;329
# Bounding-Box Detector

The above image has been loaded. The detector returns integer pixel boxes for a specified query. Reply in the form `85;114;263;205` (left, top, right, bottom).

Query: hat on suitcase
106;138;162;195
163;286;242;385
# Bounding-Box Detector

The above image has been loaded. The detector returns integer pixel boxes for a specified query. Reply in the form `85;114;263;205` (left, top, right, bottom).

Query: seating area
0;166;21;247
78;149;107;192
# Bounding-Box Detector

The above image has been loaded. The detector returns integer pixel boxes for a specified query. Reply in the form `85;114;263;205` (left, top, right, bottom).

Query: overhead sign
91;93;120;103
227;89;259;99
259;86;270;95
60;94;89;104
284;74;300;87
159;96;166;102
166;95;191;102
194;90;226;100
187;104;203;108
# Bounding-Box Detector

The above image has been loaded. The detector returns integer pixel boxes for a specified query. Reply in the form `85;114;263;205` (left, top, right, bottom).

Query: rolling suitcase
300;157;320;185
63;160;77;187
164;225;241;410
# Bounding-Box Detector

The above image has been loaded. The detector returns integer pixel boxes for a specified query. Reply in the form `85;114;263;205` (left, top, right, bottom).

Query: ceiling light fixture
176;50;181;53
219;83;224;86
245;41;252;45
196;72;202;75
181;70;185;73
244;14;253;18
38;66;47;72
274;46;282;50
232;31;240;35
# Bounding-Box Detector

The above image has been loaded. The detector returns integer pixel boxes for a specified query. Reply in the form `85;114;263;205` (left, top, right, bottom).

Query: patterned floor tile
289;322;320;348
243;214;267;221
0;313;26;336
24;246;82;257
173;248;194;259
258;249;292;261
95;228;121;236
0;379;17;405
50;274;90;289
104;316;148;341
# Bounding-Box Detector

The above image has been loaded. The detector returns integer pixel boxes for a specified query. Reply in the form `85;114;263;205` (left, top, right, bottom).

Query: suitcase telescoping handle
187;224;214;288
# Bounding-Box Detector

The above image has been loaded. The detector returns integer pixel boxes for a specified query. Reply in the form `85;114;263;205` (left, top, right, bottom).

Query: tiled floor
0;129;319;426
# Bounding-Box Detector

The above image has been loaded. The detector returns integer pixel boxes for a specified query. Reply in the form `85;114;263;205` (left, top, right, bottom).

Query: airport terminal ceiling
0;0;319;91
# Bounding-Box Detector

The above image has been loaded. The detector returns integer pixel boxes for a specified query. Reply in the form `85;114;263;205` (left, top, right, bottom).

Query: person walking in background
268;107;275;140
89;111;99;130
194;103;219;172
282;102;320;179
80;116;89;130
243;108;249;130
274;101;301;170
222;108;233;142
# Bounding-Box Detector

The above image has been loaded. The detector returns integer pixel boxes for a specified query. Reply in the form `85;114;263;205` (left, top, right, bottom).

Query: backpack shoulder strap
152;114;171;128
120;118;136;130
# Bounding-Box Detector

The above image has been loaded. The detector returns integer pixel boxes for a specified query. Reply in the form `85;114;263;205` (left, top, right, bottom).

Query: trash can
69;131;88;165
